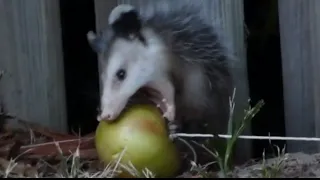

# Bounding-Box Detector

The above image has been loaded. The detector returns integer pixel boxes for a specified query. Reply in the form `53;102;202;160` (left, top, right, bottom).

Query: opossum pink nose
102;114;111;120
106;114;118;120
98;112;116;121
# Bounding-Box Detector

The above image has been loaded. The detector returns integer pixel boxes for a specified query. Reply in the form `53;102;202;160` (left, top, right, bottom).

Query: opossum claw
168;122;178;141
169;123;177;132
162;102;175;122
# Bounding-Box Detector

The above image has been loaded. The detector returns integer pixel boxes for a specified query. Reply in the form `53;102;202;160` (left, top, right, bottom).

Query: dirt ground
230;152;320;178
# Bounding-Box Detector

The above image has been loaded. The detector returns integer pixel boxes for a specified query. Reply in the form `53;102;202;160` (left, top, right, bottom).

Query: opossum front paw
168;123;177;133
168;122;177;140
163;108;175;122
162;99;175;122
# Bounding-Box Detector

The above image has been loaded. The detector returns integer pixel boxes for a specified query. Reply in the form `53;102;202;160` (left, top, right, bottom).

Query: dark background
59;0;285;159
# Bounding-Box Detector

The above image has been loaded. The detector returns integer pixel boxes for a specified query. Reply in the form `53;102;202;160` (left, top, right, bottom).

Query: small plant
211;88;265;177
261;144;287;178
54;141;81;178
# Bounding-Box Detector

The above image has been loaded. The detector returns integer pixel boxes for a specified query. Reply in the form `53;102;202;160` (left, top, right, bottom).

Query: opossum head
87;4;173;121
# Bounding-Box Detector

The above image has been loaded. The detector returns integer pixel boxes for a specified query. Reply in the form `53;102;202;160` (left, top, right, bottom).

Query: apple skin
95;104;180;178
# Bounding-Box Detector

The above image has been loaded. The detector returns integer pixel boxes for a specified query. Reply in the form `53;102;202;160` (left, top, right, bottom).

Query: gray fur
90;3;234;135
141;3;234;134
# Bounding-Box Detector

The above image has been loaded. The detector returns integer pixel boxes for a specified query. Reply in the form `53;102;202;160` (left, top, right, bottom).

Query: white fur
108;4;135;25
99;28;170;120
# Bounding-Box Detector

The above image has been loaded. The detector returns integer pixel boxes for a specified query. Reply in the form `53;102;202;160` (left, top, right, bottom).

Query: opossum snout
97;108;121;122
97;110;118;121
97;98;128;121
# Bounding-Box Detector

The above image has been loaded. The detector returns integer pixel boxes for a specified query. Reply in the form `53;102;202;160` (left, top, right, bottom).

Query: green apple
95;104;180;178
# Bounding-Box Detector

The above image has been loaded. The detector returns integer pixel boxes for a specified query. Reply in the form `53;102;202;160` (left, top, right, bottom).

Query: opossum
87;3;234;137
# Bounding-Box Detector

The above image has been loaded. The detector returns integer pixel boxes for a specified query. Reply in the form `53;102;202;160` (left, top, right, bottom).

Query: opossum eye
116;69;126;81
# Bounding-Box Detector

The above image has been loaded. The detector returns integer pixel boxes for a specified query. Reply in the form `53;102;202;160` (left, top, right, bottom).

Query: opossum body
87;3;234;136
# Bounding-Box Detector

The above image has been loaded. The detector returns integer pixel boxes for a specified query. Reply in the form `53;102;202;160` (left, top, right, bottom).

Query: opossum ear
87;31;106;53
108;4;143;41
